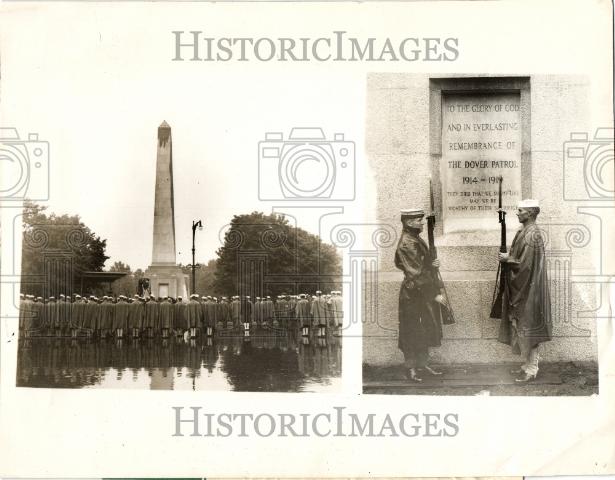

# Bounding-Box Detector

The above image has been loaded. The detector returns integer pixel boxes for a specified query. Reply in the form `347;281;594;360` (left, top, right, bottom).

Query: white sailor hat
400;208;425;219
316;290;322;294
266;295;271;299
518;199;540;208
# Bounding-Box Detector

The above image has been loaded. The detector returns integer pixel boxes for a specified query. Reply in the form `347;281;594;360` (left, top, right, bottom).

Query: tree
181;259;219;297
213;212;342;297
108;261;138;297
21;201;109;297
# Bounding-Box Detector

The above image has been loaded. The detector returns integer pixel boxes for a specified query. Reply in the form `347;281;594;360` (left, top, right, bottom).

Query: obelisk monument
145;121;188;299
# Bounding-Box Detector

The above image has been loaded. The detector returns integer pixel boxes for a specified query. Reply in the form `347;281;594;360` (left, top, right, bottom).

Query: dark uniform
159;298;174;338
115;297;130;337
310;293;327;337
174;297;187;334
217;298;231;329
230;297;241;328
329;292;343;330
395;216;443;370
186;295;202;337
144;298;159;338
262;296;275;327
498;204;552;378
128;296;145;337
296;295;311;335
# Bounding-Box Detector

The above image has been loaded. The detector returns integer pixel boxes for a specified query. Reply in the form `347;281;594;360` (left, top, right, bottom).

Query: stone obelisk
145;121;188;299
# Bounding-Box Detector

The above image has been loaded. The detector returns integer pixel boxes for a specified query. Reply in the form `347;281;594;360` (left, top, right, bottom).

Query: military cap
518;199;539;208
400;208;425;219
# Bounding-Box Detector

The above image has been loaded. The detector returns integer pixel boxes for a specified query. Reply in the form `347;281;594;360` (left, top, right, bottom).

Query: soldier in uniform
101;296;115;339
144;296;158;338
174;296;186;337
114;295;129;338
21;294;33;337
205;296;217;336
46;296;59;337
187;294;202;338
497;199;552;382
262;295;275;328
395;208;446;382
311;291;328;337
24;296;39;337
288;295;297;321
70;294;84;337
253;297;262;327
128;294;144;338
329;291;343;336
241;296;253;332
159;296;174;338
230;296;241;329
84;295;97;337
296;293;311;337
275;295;288;328
218;297;232;329
58;294;69;336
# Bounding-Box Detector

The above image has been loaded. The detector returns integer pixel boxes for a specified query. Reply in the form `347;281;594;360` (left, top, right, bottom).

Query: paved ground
363;362;599;396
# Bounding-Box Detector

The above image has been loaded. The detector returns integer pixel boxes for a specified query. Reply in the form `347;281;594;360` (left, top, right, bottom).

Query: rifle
427;179;455;325
489;175;507;319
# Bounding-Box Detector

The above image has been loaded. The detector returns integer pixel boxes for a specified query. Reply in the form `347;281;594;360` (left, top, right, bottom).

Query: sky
0;5;369;270
1;2;610;271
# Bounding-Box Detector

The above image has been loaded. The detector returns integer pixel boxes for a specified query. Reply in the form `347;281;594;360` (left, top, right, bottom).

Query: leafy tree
21;201;109;297
213;212;341;297
182;259;219;297
109;261;131;273
108;261;140;297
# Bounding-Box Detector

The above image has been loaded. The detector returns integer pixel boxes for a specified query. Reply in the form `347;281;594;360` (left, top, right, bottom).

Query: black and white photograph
361;75;610;396
1;1;614;478
14;119;347;392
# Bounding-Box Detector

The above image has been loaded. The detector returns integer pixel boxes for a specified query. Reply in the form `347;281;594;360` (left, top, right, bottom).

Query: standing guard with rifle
427;179;456;327
395;207;448;382
490;179;552;382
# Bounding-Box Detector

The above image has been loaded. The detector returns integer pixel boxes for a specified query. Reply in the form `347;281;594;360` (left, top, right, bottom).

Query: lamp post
191;220;203;295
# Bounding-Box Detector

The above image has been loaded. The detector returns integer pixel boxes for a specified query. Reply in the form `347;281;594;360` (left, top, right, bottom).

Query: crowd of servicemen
18;291;343;339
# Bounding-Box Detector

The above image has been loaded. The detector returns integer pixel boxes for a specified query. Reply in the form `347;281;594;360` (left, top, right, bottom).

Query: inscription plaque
442;92;522;232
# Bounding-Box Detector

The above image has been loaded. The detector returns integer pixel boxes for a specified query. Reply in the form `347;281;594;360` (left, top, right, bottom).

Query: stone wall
363;74;599;366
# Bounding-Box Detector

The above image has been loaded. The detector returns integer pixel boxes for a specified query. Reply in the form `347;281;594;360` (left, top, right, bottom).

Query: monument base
144;264;188;299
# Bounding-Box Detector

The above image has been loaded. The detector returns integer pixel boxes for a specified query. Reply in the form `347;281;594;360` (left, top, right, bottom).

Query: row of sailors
18;291;343;338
